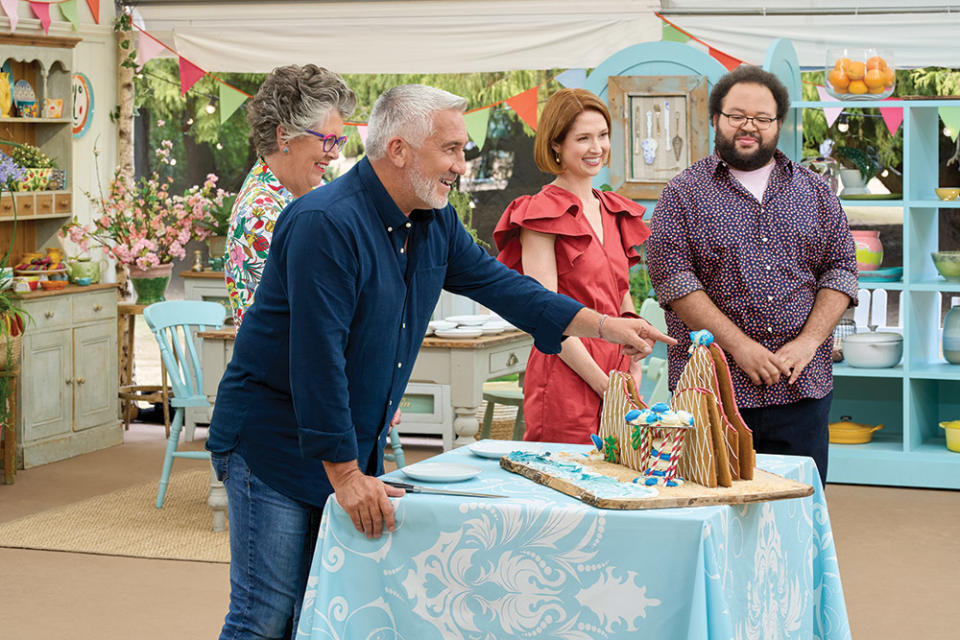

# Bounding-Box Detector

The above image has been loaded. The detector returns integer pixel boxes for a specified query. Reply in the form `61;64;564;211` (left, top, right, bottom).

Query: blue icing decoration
645;477;658;486
689;329;714;346
507;451;657;499
624;409;642;422
659;451;672;461
666;480;678;487
650;402;670;414
590;434;604;450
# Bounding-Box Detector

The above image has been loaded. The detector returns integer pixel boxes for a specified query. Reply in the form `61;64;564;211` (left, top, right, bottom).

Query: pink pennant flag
816;85;843;128
880;98;904;136
1;0;19;32
356;125;368;146
29;1;51;35
178;56;205;97
137;32;166;68
506;86;539;131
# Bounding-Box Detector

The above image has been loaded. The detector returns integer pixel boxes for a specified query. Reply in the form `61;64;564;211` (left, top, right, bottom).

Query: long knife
383;480;504;499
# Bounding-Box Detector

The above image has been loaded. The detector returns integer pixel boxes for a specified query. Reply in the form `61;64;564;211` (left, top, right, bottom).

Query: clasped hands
731;335;819;386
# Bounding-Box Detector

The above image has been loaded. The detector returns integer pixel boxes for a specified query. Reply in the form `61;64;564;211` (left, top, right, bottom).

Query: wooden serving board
500;455;813;510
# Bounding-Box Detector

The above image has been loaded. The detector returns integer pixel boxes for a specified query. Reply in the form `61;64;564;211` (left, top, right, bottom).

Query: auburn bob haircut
534;88;611;175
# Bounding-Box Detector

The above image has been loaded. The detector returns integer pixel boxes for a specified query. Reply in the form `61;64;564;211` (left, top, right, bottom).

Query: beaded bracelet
598;313;609;339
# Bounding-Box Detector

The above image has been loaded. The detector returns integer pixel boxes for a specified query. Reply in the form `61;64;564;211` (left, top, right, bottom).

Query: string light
205;100;217;115
216;143;223;150
837;114;850;133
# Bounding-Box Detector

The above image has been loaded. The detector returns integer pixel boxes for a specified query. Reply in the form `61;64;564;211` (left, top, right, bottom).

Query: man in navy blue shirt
207;84;673;640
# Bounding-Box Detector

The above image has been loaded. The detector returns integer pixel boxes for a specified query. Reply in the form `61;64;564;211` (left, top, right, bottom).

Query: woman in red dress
493;88;651;444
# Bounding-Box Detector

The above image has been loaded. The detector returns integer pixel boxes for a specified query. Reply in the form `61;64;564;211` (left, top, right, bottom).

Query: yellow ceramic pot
939;421;960;453
829;416;884;444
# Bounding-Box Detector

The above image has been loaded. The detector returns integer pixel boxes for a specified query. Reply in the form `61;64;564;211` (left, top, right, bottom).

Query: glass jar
825;47;895;100
943;304;960;365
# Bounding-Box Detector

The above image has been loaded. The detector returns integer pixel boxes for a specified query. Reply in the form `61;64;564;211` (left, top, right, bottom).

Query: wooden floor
1;424;958;639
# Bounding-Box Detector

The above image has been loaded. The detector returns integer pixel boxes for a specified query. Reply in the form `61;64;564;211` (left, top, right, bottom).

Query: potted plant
59;140;232;304
834;144;882;195
8;142;56;192
0;152;29;433
197;193;237;270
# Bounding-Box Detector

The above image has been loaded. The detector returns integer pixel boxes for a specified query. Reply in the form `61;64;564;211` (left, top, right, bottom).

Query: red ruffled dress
493;185;651;444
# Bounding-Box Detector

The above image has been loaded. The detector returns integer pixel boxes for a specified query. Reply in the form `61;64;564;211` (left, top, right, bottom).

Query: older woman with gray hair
224;64;356;327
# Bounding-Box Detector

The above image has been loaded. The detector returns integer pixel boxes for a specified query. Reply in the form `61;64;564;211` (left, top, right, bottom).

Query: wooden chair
143;301;225;509
479;388;525;440
383;426;407;468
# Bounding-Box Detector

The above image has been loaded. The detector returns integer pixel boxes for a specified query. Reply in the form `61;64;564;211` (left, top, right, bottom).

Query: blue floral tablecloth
296;445;851;640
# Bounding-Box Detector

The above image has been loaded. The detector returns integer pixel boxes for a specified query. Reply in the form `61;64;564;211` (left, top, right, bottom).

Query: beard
409;155;449;210
715;128;779;171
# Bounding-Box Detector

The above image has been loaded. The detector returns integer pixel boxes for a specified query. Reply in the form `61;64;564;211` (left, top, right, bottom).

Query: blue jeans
211;451;325;640
738;392;832;487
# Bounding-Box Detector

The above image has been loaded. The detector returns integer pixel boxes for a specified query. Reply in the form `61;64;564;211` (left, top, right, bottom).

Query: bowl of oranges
826;48;895;100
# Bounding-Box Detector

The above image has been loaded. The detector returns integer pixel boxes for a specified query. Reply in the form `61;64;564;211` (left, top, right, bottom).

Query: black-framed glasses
304;129;348;152
720;112;779;130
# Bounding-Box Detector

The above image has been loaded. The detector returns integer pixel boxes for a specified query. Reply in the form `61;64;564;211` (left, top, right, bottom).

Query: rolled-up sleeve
647;183;704;306
442;214;583;354
815;190;859;304
284;213;360;463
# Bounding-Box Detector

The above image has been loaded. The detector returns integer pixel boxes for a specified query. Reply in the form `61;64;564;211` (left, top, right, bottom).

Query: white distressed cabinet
18;285;120;467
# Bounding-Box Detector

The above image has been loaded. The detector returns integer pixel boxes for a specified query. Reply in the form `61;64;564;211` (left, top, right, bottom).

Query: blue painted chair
383;426;407;468
143;300;225;508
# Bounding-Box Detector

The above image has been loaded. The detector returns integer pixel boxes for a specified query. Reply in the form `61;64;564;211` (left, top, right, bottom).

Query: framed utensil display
608;75;709;200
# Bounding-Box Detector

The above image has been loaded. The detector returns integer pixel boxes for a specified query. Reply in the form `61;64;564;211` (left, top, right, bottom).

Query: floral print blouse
224;157;293;326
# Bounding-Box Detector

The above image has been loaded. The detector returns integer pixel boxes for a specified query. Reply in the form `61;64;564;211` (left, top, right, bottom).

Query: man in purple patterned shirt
647;66;858;486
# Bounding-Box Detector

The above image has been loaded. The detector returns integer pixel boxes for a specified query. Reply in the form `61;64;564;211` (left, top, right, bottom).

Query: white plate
434;328;483;339
400;462;482;483
481;326;505;335
468;440;543;459
428;320;458;331
445;314;491;326
424;327;434;336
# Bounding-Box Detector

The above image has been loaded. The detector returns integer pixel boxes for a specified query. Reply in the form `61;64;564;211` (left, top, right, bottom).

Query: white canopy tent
660;1;960;69
128;0;960;74
129;0;662;74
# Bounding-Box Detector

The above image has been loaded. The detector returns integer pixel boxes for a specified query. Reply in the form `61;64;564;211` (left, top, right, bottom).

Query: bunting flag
58;0;79;31
463;108;491;151
178;56;206;97
137;32;166;68
816;86;844;128
28;1;50;35
506;86;538;131
880;100;904;136
356;125;368;146
555;68;587;90
939;107;960;143
219;82;247;125
661;23;689;43
85;0;98;24
1;0;19;32
708;47;743;71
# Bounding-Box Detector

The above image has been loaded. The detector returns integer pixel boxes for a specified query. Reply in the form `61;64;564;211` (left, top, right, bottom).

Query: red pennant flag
86;0;99;24
708;47;743;71
178;56;206;97
29;1;51;35
506;86;538;131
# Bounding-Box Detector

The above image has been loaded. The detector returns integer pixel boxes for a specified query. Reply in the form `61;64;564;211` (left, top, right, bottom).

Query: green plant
448;187;488;248
629;245;656;310
834;144;883;181
196;193;238;237
10;143;55;169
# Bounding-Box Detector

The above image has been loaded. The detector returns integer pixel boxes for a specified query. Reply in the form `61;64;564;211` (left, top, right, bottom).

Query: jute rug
0;470;229;563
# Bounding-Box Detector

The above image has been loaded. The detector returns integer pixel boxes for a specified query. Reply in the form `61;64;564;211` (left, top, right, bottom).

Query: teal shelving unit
787;96;960;488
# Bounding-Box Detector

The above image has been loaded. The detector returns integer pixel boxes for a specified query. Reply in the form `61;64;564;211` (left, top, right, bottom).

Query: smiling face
405;109;468;210
713;82;781;171
281;110;345;197
551;109;609;180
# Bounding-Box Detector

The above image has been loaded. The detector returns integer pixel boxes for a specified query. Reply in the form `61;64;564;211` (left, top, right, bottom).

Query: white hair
365;84;467;160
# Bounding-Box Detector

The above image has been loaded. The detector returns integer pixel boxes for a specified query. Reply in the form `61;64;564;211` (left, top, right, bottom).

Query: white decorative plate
13;79;35;103
481;326;505;335
434;328;483;339
400;462;482;483
468;440;543;459
428;320;458;331
445;314;491;326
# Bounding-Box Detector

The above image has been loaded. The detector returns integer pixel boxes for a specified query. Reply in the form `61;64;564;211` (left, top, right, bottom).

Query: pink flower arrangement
60;141;232;270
